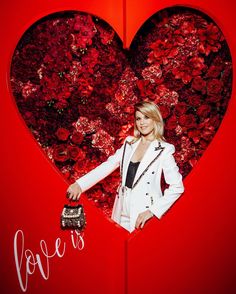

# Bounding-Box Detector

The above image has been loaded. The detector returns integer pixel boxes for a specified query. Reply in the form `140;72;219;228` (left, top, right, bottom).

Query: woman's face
135;110;155;136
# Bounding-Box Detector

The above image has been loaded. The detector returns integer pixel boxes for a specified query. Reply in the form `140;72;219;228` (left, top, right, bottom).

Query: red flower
157;85;179;106
198;23;223;56
141;64;162;83
72;14;97;50
96;23;115;45
196;104;211;118
68;146;85;161
191;76;206;94
174;102;188;117
73;117;102;135
77;77;94;97
22;81;38;99
179;114;196;128
55;128;70;141
206;65;222;78
165;115;178;130
188;129;201;144
187;94;202;107
159;104;171;119
70;132;84;145
53;145;69;162
207;79;223;95
92;129;115;156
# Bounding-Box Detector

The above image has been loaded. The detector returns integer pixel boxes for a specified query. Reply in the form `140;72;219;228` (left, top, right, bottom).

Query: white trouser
119;186;132;232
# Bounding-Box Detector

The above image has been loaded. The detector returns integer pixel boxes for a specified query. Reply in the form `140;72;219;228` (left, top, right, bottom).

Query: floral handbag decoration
61;203;86;230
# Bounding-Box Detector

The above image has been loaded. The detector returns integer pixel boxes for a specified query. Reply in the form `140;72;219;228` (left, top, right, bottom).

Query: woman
66;101;184;233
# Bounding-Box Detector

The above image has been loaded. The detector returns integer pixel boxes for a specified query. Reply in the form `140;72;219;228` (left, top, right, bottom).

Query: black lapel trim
120;141;128;177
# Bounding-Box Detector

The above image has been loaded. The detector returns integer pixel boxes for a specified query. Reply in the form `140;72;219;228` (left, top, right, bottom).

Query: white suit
76;136;184;232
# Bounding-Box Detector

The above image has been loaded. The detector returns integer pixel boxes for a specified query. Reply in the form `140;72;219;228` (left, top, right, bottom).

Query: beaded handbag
61;203;86;230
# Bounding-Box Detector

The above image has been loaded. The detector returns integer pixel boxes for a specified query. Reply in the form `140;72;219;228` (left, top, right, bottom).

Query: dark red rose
196;104;211;118
179;114;196;128
159;104;171;119
53;145;69;162
55;128;70;141
206;95;222;103
174;102;188;116
191;76;206;93
206;65;222;78
187;94;202;107
207;79;223;95
68;146;86;161
23;111;36;126
165;115;178;130
70;132;84;145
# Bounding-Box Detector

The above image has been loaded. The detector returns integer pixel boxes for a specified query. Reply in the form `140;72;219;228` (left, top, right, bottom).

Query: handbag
60;202;86;230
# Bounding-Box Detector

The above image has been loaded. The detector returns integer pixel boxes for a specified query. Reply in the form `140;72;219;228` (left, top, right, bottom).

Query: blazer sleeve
149;144;184;219
76;139;127;192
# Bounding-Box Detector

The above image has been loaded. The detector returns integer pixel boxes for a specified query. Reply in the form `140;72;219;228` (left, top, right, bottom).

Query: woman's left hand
135;210;154;230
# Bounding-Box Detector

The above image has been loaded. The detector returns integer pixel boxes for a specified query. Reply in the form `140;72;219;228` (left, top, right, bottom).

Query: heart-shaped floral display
10;7;232;217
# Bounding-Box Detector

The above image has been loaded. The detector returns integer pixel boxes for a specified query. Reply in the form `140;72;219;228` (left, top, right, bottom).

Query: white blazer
76;136;184;232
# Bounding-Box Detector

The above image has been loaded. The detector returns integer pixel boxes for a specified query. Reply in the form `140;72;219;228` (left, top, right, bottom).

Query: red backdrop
1;1;236;294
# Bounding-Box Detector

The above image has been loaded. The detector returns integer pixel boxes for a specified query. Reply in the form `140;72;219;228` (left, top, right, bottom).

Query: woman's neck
140;133;155;144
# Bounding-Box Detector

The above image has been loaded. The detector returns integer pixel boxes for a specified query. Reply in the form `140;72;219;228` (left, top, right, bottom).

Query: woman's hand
135;210;154;230
66;182;82;201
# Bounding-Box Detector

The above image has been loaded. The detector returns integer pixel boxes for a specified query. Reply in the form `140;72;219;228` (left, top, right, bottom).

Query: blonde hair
132;101;165;142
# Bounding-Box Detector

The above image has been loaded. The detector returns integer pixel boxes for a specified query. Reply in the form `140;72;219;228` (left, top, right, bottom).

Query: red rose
179;114;196;128
165;115;178;130
53;145;69;162
68;146;86;161
159;104;171;119
206;95;222;103
206;65;222;78
191;76;206;93
70;132;84;145
207;79;223;95
23;111;36;126
174;102;188;116
196;104;211;118
187;94;202;107
55;127;70;141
